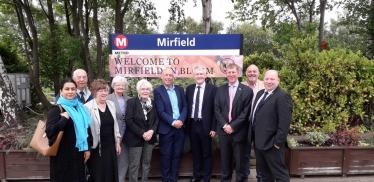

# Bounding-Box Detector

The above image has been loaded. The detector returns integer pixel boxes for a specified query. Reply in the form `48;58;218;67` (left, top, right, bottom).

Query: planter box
0;150;49;181
285;146;374;178
0;148;221;180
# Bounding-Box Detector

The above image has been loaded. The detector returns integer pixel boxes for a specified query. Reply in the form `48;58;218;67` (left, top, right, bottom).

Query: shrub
305;132;330;147
279;35;374;134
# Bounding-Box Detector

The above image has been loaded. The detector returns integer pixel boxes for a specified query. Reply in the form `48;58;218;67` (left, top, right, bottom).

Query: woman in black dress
84;79;121;182
46;78;92;182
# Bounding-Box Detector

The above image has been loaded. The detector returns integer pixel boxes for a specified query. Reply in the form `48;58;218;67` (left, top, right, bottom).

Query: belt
191;118;202;122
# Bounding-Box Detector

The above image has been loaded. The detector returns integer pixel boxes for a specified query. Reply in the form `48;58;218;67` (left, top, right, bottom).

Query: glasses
114;84;126;88
76;76;87;80
97;89;109;93
140;88;150;91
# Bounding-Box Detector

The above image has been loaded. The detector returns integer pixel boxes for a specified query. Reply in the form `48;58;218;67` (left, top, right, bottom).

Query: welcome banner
109;54;243;78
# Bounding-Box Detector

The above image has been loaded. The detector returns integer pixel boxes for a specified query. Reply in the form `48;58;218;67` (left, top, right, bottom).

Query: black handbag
85;165;91;182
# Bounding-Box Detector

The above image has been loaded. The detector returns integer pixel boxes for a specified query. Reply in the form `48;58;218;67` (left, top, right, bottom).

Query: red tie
228;85;234;122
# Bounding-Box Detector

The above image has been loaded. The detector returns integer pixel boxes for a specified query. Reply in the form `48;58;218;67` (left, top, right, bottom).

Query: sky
153;0;339;33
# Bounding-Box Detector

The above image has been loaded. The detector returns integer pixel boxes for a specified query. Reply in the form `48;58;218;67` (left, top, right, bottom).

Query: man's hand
174;120;183;129
209;131;216;137
223;124;234;134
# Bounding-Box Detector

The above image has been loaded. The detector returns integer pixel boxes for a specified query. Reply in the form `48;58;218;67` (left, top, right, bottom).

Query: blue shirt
164;85;180;126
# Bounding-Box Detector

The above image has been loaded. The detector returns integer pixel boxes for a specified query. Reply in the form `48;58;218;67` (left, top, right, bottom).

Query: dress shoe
189;179;201;182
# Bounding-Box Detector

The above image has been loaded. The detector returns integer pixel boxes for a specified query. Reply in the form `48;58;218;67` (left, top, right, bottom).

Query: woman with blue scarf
84;79;122;182
46;78;92;181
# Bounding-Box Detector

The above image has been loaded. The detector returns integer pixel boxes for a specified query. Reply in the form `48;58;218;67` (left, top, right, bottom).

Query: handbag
29;105;64;156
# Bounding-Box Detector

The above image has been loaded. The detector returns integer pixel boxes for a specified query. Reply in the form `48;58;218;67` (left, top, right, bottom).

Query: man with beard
242;64;263;181
55;69;93;104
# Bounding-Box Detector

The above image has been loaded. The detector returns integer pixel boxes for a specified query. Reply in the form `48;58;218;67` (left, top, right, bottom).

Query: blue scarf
57;96;91;151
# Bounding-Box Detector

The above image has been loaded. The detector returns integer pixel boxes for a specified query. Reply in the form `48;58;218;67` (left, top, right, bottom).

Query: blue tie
253;91;268;130
194;86;201;121
79;91;85;102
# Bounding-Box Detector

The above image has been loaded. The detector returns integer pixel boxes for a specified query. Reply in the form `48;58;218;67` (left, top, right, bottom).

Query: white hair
111;75;129;88
72;69;87;78
136;79;153;92
192;65;206;74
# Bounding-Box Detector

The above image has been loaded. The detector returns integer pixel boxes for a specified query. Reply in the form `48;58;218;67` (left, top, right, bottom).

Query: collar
163;84;175;91
229;80;239;88
196;82;206;89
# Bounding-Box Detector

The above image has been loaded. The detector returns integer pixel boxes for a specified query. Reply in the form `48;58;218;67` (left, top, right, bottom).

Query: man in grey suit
248;70;293;182
108;75;131;182
214;63;253;182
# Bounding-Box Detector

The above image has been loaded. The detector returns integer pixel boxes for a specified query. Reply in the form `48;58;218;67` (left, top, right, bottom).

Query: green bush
279;35;374;134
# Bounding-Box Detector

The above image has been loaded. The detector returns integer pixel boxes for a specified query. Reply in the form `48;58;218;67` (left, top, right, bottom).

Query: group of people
45;63;293;182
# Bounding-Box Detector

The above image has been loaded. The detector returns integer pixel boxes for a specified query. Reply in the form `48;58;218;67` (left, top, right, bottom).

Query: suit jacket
107;93;131;139
123;98;159;147
186;83;218;136
248;86;293;150
154;84;188;134
214;82;253;142
84;99;121;149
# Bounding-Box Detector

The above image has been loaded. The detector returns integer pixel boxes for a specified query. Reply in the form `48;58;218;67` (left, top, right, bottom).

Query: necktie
194;86;201;121
228;85;234;123
253;91;268;129
79;91;85;102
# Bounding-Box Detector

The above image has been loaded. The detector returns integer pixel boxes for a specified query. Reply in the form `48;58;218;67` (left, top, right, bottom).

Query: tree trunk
201;0;212;34
367;0;374;59
78;0;94;82
114;0;131;34
0;57;25;125
319;0;327;51
285;1;302;32
15;0;51;109
92;0;103;78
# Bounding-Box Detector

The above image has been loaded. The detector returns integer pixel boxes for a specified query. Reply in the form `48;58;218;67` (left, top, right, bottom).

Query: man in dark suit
248;70;293;182
186;65;218;182
154;67;188;182
214;63;253;182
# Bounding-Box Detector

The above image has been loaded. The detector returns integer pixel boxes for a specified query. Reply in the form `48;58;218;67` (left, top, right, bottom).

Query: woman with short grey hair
107;75;131;182
124;79;159;182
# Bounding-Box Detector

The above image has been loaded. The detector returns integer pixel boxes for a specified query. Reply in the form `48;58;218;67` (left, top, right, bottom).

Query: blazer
84;99;121;149
248;86;293;150
123;98;159;147
186;83;218;136
214;82;253;142
107;92;131;139
154;84;188;134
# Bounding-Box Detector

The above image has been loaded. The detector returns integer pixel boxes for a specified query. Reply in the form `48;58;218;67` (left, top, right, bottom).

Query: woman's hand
143;130;154;141
84;151;90;164
116;140;121;155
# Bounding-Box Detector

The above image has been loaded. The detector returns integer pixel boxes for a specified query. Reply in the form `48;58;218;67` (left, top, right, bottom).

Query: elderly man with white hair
55;69;93;104
107;75;131;182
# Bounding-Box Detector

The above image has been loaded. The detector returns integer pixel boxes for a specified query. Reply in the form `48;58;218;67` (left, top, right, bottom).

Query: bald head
246;64;260;84
161;67;175;89
264;70;280;91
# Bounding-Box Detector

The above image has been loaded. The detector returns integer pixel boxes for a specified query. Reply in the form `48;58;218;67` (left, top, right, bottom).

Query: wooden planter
285;146;374;178
0;150;49;181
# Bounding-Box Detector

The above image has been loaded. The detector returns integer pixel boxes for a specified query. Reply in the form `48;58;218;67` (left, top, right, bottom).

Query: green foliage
305;132;330;146
226;23;272;56
164;16;224;34
287;138;301;147
0;41;28;73
279;35;374;134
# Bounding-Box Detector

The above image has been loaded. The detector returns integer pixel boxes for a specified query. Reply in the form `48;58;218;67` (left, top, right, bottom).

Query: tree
230;0;334;51
164;16;224;34
337;0;374;59
0;56;25;125
226;23;272;56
